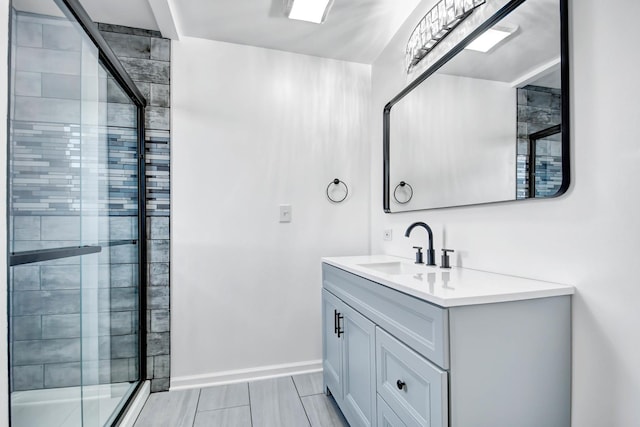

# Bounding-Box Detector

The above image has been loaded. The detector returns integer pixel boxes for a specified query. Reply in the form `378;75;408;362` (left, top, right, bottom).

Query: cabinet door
341;302;376;427
378;394;407;427
322;289;343;401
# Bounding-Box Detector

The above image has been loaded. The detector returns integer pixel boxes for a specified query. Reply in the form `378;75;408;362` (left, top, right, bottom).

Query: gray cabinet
322;289;376;427
322;289;343;401
376;328;447;427
322;263;571;427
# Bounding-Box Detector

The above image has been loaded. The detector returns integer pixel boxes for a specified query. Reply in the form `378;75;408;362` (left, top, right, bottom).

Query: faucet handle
440;249;455;269
412;246;423;264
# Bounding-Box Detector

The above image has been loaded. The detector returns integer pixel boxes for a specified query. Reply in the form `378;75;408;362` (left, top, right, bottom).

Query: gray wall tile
150;38;170;61
106;77;134;104
99;311;138;335
14;216;41;240
107;311;133;335
108;244;138;264
44;362;81;388
12;290;80;316
110;287;138;311
13;338;81;365
148;240;169;263
13;365;44;391
102;32;150;59
150;83;170;107
110;358;131;382
42;314;80;339
111;334;137;358
148;217;169;240
107;103;137;128
148;286;169;310
42;73;81;100
15;71;42;96
12;266;40;291
110;264;135;288
42;24;82;51
133;80;151;101
41;216;80;241
146;106;170;130
98;23;161;38
16;22;42;48
41;265;81;290
16;46;81;75
109;216;135;240
147;332;170;356
149;265;169;287
153;355;170;378
14;96;80;123
12;315;42;340
147;356;154;378
150;377;170;393
150;309;169;332
120;58;169;84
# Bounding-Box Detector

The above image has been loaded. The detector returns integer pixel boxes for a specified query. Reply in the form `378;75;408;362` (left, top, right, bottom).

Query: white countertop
322;255;574;307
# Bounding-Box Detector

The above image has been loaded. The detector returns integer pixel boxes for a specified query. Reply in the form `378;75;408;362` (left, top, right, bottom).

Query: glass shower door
8;1;144;425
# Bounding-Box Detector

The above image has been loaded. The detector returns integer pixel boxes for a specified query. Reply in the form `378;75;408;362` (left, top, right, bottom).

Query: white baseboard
170;360;323;391
119;380;150;427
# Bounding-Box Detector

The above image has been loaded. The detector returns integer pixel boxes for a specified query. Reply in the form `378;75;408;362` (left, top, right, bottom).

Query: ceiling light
284;0;335;24
465;26;518;53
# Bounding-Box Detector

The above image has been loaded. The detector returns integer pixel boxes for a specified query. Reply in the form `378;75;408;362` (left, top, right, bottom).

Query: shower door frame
6;0;149;424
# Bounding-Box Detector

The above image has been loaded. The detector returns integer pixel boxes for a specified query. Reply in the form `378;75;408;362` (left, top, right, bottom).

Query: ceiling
81;0;160;33
79;0;422;64
440;0;560;87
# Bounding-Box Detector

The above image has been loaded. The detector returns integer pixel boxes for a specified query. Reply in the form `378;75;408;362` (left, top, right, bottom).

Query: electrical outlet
279;204;292;223
383;229;393;241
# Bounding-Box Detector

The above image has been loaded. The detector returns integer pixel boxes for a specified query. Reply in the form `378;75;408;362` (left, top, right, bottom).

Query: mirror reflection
385;0;568;212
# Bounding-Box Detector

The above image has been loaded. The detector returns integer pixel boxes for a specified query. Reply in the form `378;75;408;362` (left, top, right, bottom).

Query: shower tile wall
10;13;141;391
98;23;172;393
10;15;172;393
516;85;562;199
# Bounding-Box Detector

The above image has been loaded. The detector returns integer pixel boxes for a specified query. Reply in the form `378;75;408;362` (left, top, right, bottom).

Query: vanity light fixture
284;0;335;24
464;25;518;52
406;0;486;72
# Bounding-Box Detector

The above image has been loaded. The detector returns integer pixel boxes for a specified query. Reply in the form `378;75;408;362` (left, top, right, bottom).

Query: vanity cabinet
322;262;572;427
322;289;376;427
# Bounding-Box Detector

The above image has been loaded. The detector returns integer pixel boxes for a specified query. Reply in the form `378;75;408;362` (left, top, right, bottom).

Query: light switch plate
384;229;392;241
280;204;292;223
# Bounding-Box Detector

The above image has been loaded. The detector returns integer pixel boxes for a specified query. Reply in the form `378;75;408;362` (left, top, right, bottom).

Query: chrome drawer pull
396;380;406;390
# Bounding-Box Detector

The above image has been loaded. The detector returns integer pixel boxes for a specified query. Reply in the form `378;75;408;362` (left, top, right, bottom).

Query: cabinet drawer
376;328;448;427
323;263;449;368
378;394;407;427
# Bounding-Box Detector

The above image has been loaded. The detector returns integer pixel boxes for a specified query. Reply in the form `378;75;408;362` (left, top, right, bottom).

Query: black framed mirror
383;0;569;212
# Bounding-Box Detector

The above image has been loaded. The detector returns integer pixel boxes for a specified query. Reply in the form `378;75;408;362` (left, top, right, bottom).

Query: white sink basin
357;261;430;275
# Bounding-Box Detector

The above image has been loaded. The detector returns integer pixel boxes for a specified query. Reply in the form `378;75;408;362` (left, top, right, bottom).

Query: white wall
371;0;640;425
171;37;371;385
1;0;9;423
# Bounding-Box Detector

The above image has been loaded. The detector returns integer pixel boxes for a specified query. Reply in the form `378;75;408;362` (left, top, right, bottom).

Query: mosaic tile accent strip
10;122;139;216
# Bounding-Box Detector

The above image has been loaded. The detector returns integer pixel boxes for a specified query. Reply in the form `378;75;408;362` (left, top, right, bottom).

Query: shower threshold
11;382;135;427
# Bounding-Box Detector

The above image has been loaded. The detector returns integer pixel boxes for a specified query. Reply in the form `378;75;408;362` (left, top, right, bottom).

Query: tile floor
133;372;348;427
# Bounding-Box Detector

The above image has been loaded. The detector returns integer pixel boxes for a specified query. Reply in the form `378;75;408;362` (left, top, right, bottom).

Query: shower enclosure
7;0;147;425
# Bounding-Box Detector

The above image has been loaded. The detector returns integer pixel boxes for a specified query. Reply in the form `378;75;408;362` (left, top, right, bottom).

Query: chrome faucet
404;222;436;266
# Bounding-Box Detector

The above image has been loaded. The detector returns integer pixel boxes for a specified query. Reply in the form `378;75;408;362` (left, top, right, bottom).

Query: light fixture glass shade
406;0;486;72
